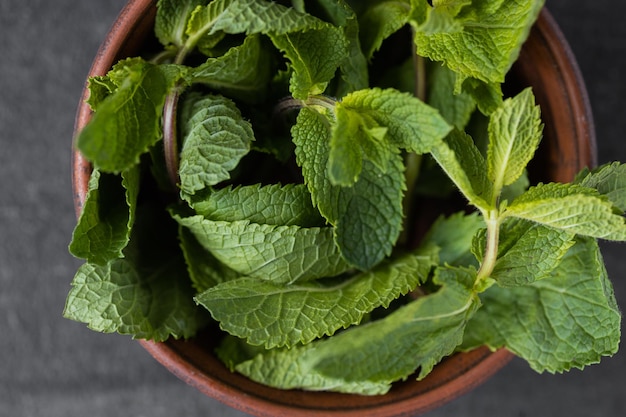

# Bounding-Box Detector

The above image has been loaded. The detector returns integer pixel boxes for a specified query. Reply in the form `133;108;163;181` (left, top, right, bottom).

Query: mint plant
65;0;626;395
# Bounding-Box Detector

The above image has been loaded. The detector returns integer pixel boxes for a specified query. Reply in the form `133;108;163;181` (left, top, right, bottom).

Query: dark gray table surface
2;1;625;416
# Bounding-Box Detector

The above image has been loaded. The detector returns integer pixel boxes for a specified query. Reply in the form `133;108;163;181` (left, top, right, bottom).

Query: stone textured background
1;0;624;415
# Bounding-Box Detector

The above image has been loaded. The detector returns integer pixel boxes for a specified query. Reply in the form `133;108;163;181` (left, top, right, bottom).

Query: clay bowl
72;1;596;416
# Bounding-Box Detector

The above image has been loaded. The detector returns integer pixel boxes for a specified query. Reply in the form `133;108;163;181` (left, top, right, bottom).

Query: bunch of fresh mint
65;0;626;395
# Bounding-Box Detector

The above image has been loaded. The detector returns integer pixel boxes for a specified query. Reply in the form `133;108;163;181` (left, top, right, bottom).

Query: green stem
174;46;191;65
150;49;177;65
476;209;500;287
305;95;338;112
175;23;208;65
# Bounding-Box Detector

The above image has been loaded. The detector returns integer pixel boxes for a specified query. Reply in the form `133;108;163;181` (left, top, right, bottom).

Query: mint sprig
66;0;625;396
462;236;621;373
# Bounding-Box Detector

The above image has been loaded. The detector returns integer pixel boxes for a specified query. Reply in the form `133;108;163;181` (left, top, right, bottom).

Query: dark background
1;0;624;415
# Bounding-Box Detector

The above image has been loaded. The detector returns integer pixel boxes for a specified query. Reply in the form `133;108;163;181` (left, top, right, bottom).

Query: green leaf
77;59;174;173
500;169;530;203
575;162;626;212
292;108;406;270
178;93;254;195
427;60;477;129
339;87;453;155
429;129;491;209
461;77;503;115
422;211;484;267
69;167;139;265
216;334;268;372
269;25;348;99
155;0;207;47
64;206;208;341
411;0;545;84
189;183;325;227
472;218;575;287
328;106;395;185
185;0;324;42
487;88;543;193
327;87;452;186
417;2;465;34
357;0;411;60
506;182;626;241
430;0;472;16
197;245;438;348
312;0;369;97
462;237;621;373
190;35;272;103
226;336;391;394
63;256;206;341
231;265;480;394
179;226;240;293
171;211;351;284
85;76;117;110
327;107;366;185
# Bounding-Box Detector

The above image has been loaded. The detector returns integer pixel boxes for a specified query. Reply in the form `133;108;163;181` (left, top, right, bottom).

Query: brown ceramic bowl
71;2;596;416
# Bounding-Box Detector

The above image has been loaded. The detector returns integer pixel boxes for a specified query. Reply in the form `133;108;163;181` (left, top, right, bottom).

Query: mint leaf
231;265;479;394
429;129;491;209
357;0;410;60
85;76;116;110
69;167;139;265
312;0;369;97
411;0;545;84
575;162;626;211
197;245;438;348
64;256;206;341
292;108;405;270
190;35;272;103
185;0;323;41
171;212;351;284
155;0;206;47
506;182;626;241
472;218;575;287
178;93;254;195
189;183;325;227
462;237;621;373
179;226;240;293
269;25;348;99
327;87;452;186
429;0;472;16
487;88;543;194
215;334;268;372
500;169;530;202
77;59;181;173
417;2;465;34
422;211;484;267
428;60;477;129
461;77;503;115
327;107;367;185
328;105;394;185
64;206;208;341
339;88;452;155
228;337;391;395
